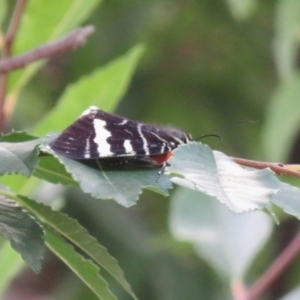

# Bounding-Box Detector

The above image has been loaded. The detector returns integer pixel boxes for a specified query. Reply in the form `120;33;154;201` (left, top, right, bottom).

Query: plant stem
246;231;300;300
0;26;95;74
0;0;28;131
231;279;248;300
232;157;300;178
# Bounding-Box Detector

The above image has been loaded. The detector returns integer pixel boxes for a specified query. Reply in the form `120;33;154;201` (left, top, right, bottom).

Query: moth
48;106;192;175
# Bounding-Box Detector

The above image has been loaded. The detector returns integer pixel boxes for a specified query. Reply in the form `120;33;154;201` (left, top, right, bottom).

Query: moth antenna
195;134;221;141
194;120;257;141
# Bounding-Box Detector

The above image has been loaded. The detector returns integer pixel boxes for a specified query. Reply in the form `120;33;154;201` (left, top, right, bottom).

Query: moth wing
49;106;186;160
48;107;101;159
48;107;161;159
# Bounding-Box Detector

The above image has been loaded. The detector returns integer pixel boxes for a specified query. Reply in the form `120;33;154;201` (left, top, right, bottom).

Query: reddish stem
0;0;28;131
0;26;95;74
232;157;300;178
246;231;300;300
229;157;300;299
231;279;248;300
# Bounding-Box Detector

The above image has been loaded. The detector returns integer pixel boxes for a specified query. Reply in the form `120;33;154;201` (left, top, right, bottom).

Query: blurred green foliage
3;0;300;299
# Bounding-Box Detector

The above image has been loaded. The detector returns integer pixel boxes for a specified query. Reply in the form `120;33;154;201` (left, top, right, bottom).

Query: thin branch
232;157;300;178
231;279;248;300
0;26;95;74
5;0;28;54
0;0;28;130
246;231;300;300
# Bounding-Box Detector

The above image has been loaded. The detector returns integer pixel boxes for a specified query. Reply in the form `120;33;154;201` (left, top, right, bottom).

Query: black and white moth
48;106;192;171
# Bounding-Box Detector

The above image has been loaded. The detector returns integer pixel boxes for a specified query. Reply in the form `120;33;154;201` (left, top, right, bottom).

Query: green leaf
0;131;38;142
45;226;117;300
0;241;26;294
169;188;273;279
58;156;171;206
9;0;101;92
0;134;41;176
262;74;300;161
40;132;171;206
18;195;137;300
0;174;30;195
272;182;300;220
273;0;300;79
41;134;171;206
33;44;144;136
0;196;45;273
15;0;100;53
0;133;39;192
168;142;279;213
34;156;77;186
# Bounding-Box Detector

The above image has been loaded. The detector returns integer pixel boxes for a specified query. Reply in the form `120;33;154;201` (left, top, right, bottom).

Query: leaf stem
232;157;300;178
246;231;300;300
231;279;248;300
0;26;95;74
0;0;28;131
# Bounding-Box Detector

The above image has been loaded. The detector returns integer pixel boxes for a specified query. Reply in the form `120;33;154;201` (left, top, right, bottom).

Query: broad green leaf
34;156;77;186
0;174;30;195
0;196;45;273
39;133;171;206
18;195;137;300
273;0;300;80
0;131;38;142
0;136;74;192
262;74;300;162
0;132;40;191
272;182;300;220
0;241;25;294
44;226;117;300
169;188;273;279
168;142;279;213
0;136;41;176
9;0;101;92
41;142;171;206
33;44;144;136
15;0;100;53
226;0;257;20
